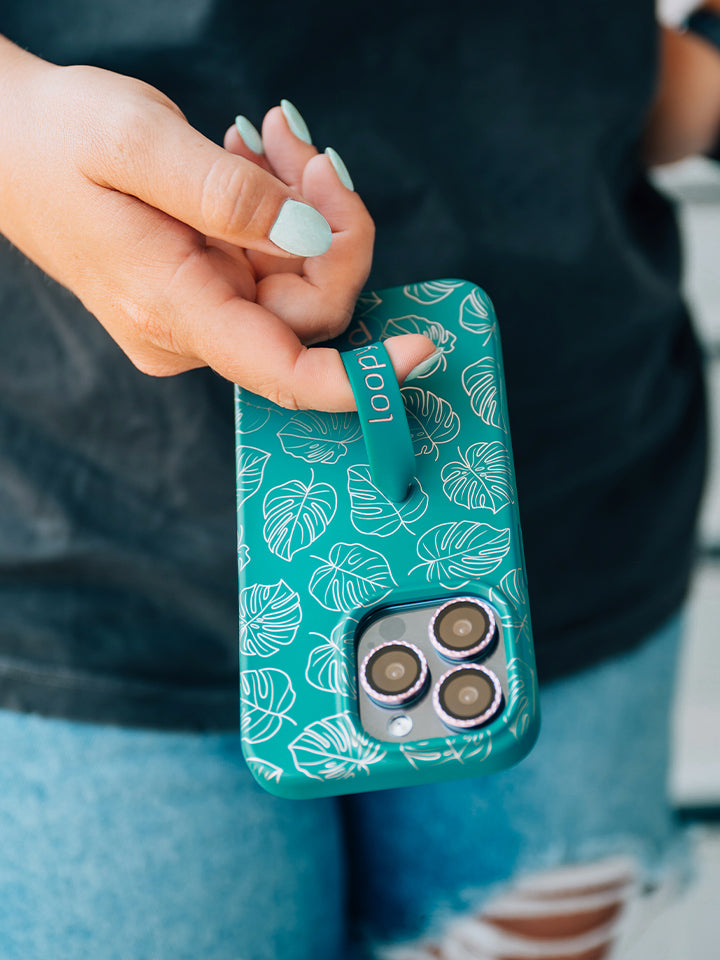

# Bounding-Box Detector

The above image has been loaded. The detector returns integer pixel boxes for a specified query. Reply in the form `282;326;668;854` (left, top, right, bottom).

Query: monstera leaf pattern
355;291;383;316
263;473;337;561
289;713;386;780
402;387;460;459
458;288;495;345
240;668;297;743
382;315;456;374
403;280;465;304
490;569;533;660
462;357;507;431
239;580;302;657
237;526;250;572
441;442;513;513
238;397;272;434
412;521;512;588
235;280;537;796
245;757;283;784
400;731;492;768
278;412;362;464
310;543;396;610
347;465;428;536
505;658;537;741
236;447;270;506
306;623;357;697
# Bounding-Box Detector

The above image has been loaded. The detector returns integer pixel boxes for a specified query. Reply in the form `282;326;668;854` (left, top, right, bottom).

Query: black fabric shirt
0;0;706;729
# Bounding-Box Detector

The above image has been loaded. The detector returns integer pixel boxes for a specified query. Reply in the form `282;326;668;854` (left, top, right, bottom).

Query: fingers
83;90;332;259
250;108;375;342
80;187;435;411
223;117;273;173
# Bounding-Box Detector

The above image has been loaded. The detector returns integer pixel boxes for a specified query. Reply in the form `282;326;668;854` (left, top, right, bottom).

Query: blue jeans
0;615;687;959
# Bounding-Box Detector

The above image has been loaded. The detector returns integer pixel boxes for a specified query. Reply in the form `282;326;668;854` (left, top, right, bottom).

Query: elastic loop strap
341;342;415;502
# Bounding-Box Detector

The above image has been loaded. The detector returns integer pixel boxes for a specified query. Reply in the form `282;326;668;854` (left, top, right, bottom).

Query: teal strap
341;342;415;502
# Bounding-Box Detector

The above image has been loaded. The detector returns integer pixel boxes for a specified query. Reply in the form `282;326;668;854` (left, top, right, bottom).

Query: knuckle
199;159;257;239
262;382;301;411
119;297;185;358
128;351;189;378
322;303;354;342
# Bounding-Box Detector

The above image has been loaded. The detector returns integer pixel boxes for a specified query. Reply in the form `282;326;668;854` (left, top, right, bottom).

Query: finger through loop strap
341;342;415;502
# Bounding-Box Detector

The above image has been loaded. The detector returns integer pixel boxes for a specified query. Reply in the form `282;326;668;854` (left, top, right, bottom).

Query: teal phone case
234;280;539;798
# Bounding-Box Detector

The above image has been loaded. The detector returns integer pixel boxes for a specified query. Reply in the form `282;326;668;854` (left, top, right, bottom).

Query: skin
0;35;435;412
2;16;720;959
644;5;720;166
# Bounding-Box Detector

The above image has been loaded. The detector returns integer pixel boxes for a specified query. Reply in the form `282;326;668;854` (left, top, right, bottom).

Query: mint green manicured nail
234;115;264;155
269;199;332;256
405;347;444;381
280;99;312;144
324;147;354;191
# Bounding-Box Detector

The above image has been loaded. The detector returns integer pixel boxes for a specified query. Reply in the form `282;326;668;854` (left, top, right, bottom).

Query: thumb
88;99;332;258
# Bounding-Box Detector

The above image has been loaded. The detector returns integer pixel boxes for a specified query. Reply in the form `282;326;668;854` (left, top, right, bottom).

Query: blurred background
617;148;720;956
606;7;720;956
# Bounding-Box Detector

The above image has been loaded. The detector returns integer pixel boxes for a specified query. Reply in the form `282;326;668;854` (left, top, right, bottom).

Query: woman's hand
0;37;434;409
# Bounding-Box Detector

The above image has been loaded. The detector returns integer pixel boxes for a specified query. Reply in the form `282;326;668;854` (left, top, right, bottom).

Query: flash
387;714;413;737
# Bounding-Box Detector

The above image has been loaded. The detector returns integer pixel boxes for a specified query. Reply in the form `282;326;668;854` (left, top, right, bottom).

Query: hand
0;39;434;409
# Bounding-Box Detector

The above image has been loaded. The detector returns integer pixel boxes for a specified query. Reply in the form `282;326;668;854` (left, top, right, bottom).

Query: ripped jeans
0;614;687;960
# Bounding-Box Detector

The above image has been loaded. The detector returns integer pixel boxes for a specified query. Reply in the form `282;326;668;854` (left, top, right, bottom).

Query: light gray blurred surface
623;156;720;959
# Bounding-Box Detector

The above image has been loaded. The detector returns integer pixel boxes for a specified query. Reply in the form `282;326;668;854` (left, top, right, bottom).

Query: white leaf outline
236;447;270;506
262;470;337;561
289;713;386;780
458;289;495;345
309;542;397;611
440;441;514;513
505;657;537;741
411;521;512;588
237;524;250;571
355;291;383;316
403;280;465;304
382;314;456;376
347;465;429;537
490;568;533;659
400;732;492;768
305;620;358;697
245;757;283;784
401;386;460;460
239;580;302;657
240;668;297;743
239;397;272;434
462;357;507;432
278;412;362;464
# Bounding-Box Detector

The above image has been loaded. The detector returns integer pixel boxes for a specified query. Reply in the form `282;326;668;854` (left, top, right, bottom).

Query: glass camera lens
433;664;503;730
360;641;428;708
429;598;496;661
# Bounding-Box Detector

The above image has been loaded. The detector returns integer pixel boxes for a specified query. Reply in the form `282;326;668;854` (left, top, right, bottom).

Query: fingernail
234;115;264;155
405;347;444;382
269;199;332;256
324;147;354;191
280;99;312;144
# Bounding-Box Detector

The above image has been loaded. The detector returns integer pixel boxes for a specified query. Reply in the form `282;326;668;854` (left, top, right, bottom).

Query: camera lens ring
428;597;497;662
433;664;503;730
360;640;429;708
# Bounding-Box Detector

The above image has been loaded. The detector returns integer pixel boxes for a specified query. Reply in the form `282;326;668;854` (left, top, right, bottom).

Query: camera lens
429;598;496;661
433;664;503;730
360;641;429;708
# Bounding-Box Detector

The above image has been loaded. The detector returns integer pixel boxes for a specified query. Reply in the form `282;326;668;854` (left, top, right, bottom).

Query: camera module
429;597;496;662
360;640;429;708
433;664;503;730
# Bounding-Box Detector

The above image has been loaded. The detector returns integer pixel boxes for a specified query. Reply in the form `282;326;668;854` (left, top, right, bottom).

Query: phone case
234;279;539;799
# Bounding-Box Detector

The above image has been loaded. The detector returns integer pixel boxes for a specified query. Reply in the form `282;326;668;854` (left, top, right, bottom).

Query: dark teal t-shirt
0;0;706;728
